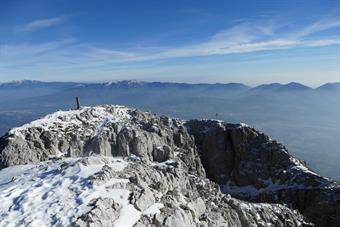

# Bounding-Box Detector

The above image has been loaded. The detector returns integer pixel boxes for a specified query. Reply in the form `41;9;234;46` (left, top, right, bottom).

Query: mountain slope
0;80;82;102
0;105;339;226
249;82;312;93
316;82;340;92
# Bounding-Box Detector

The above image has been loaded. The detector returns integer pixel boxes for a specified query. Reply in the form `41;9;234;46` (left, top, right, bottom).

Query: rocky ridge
0;105;339;226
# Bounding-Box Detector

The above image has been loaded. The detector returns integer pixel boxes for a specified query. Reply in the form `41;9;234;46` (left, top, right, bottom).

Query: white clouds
146;14;340;61
86;15;340;62
0;39;75;67
297;10;340;37
16;17;65;33
303;38;340;47
1;35;339;72
1;13;340;79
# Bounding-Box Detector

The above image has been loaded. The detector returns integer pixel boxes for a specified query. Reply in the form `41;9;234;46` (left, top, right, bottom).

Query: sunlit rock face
0;105;339;226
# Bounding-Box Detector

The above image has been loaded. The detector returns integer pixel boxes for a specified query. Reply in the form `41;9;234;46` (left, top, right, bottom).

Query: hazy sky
0;0;339;86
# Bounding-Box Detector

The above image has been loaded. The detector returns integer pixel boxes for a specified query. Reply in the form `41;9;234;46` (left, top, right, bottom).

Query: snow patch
143;203;164;215
9;105;132;139
0;156;146;227
238;122;249;128
289;157;317;176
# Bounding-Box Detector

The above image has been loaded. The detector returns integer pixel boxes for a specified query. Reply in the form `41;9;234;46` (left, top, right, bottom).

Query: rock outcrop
0;106;202;176
0;105;339;226
186;120;340;227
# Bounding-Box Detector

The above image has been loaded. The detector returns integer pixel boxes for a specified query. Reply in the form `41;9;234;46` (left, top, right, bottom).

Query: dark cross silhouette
76;96;81;110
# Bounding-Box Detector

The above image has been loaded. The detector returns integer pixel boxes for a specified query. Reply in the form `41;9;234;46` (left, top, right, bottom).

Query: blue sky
0;0;339;86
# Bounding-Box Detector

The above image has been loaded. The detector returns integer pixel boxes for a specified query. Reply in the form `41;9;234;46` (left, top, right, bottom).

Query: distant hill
249;82;312;93
0;80;80;89
316;82;340;92
0;80;81;101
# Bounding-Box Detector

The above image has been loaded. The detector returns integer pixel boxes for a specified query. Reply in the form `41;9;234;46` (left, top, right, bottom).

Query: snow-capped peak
9;105;132;138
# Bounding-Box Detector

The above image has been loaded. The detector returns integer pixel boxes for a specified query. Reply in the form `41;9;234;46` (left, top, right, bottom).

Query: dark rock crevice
226;128;237;183
185;119;340;227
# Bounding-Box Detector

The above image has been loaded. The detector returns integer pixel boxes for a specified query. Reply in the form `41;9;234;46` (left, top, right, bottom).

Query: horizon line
1;79;339;89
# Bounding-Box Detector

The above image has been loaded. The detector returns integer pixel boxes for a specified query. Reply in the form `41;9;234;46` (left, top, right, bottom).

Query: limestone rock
75;198;121;227
0;105;338;226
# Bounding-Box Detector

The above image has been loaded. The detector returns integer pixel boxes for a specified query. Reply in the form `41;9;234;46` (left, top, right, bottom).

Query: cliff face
0;105;338;227
186;120;340;227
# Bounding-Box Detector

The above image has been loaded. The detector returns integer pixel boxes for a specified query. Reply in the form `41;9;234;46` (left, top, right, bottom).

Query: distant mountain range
0;80;339;101
1;80;339;90
0;79;339;180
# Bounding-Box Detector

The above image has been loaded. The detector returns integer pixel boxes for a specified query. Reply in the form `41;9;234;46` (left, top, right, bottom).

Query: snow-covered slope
0;155;310;227
0;156;144;227
0;105;339;226
10;105;131;139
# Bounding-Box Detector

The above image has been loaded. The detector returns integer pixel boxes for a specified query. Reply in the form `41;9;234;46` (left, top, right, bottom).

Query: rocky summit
0;105;338;227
